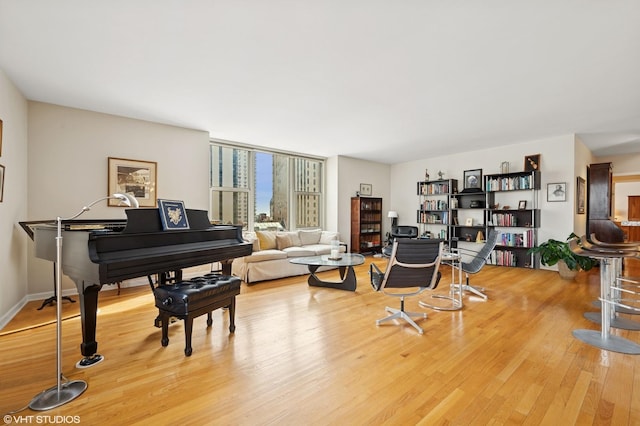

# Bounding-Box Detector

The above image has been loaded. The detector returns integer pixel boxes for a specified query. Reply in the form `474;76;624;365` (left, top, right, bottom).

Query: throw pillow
276;234;294;250
256;231;277;250
283;231;302;247
299;229;322;245
319;231;339;245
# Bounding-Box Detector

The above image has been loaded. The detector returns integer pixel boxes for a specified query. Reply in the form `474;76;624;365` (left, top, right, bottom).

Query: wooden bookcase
351;197;383;253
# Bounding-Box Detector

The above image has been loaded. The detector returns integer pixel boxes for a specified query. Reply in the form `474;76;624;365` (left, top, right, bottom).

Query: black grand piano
20;208;252;366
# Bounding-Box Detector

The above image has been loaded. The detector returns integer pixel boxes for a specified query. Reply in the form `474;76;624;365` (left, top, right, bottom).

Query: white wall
0;70;29;329
335;156;391;251
26;102;210;296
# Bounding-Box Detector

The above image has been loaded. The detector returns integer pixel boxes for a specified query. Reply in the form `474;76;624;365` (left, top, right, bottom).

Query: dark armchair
382;225;419;257
370;239;442;334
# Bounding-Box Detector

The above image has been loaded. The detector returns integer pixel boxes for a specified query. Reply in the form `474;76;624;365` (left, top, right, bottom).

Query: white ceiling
1;1;639;164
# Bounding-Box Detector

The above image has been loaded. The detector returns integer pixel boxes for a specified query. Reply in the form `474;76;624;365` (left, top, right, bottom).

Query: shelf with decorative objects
484;170;541;268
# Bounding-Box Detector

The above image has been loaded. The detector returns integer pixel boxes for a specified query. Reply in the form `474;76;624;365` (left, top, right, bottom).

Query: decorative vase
557;260;578;280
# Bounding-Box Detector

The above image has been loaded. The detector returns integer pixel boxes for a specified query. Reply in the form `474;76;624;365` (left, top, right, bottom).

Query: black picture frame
0;164;4;202
518;200;527;210
576;176;586;214
524;154;540;172
463;169;483;191
158;199;190;230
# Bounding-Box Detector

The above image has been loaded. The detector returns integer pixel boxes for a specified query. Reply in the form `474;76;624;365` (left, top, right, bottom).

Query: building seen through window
209;143;323;231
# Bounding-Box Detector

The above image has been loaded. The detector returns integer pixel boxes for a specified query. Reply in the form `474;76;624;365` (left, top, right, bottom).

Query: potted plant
527;233;597;279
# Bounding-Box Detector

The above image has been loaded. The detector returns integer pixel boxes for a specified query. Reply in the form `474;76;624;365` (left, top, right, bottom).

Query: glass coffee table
290;253;365;291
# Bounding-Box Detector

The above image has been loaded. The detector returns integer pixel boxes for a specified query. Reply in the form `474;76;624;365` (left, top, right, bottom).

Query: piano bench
153;274;241;356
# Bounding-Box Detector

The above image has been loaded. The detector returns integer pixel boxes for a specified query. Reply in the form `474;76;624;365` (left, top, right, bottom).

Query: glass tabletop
289;253;365;267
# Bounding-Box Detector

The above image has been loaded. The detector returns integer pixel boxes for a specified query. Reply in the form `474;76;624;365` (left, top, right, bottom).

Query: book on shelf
420;182;451;195
496;230;534;248
486;174;533;192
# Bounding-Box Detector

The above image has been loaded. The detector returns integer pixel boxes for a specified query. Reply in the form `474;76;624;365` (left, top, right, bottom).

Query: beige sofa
231;229;342;283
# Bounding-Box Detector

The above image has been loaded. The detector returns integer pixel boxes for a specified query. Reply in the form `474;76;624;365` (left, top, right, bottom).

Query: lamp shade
388;211;398;218
112;193;139;208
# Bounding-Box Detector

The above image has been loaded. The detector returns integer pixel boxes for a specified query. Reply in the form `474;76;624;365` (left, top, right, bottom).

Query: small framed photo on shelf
158;199;190;230
518;200;527;210
547;182;566;202
359;183;372;196
463;169;482;191
465;218;474;226
524;154;540;172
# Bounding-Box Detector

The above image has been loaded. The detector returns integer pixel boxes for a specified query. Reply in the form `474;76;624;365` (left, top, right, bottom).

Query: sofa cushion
242;249;287;263
256;231;277;250
276;234;293;250
282;247;317;257
299;229;322;245
276;231;302;250
303;244;332;255
319;231;339;245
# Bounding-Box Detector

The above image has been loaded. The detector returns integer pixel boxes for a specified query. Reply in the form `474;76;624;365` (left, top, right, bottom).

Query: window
209;145;250;227
210;142;324;231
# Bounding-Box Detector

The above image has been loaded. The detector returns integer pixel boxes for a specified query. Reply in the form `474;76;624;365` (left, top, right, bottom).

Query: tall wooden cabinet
351;197;383;253
587;162;624;243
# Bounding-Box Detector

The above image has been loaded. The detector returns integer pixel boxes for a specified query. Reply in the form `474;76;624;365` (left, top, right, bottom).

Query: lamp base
29;380;87;411
76;354;104;369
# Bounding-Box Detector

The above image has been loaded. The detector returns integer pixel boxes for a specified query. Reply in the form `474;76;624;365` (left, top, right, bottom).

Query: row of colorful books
420;199;448;210
418;211;448;224
486;175;534;192
496;230;534;247
419;182;451;195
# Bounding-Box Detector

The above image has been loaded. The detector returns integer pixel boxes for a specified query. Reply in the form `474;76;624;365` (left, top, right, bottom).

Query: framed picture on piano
108;157;157;207
158;199;190;230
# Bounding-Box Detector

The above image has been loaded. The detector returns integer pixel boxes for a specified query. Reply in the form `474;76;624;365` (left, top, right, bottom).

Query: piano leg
75;280;104;368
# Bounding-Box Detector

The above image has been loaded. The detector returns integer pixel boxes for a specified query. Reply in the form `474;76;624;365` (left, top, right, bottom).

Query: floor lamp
29;193;138;411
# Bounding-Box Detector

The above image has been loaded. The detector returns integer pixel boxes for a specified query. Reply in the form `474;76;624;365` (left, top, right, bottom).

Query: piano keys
20;208;252;366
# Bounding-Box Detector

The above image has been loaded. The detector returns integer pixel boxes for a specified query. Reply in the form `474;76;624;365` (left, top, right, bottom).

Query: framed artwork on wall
0;164;4;202
463;169;482;191
576;176;586;214
524;154;540;172
108;157;157;207
547;182;566;202
359;183;372;196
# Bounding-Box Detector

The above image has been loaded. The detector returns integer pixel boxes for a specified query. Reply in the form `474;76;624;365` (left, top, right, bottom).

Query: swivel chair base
377;307;426;334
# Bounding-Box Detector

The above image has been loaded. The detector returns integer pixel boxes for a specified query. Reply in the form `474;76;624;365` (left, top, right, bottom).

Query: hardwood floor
2;258;640;424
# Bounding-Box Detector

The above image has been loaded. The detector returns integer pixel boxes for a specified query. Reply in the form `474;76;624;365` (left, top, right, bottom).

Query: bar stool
569;237;640;354
579;236;640;331
588;234;640;319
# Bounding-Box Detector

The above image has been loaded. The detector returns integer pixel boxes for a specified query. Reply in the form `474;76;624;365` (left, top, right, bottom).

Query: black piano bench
153;274;241;356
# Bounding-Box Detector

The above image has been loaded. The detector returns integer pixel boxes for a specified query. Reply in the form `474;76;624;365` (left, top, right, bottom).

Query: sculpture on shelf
425;169;429;181
438;171;444;179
